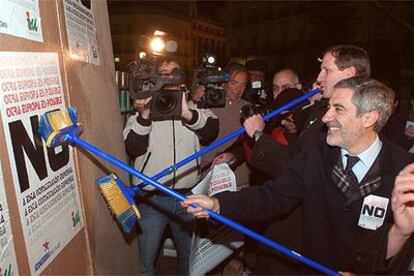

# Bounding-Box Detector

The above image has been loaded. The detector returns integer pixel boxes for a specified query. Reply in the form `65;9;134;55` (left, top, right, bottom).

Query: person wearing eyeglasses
272;68;302;99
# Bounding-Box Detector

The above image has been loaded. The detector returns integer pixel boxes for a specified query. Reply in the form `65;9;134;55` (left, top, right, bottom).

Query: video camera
128;54;187;119
194;54;229;108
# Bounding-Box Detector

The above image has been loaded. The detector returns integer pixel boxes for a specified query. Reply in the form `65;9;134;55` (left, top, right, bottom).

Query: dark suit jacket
251;98;328;178
216;140;414;274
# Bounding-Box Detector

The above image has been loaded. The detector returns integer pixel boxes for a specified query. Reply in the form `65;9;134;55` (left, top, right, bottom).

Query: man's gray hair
276;68;300;84
229;64;248;76
334;76;394;132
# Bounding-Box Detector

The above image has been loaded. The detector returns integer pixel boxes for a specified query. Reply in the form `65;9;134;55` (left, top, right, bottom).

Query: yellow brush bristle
99;180;140;219
48;110;73;131
132;205;141;219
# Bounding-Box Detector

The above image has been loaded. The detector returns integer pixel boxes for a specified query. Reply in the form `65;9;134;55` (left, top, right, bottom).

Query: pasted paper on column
0;52;84;275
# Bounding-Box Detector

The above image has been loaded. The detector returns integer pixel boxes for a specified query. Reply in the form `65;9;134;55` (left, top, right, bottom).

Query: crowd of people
123;45;414;275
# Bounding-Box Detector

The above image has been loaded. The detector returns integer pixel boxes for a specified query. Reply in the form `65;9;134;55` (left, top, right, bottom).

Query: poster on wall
0;0;43;42
0;52;84;275
0;161;19;276
63;0;100;65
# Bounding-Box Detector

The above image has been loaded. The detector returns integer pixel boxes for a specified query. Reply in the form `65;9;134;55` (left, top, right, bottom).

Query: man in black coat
183;77;414;274
241;45;372;274
246;45;371;178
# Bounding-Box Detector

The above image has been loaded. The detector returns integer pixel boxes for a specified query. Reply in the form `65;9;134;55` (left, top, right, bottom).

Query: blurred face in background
158;61;181;90
281;113;298;134
272;70;301;99
158;60;179;74
224;70;248;103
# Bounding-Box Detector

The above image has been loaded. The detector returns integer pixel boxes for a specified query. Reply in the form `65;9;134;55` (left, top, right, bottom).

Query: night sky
107;0;227;20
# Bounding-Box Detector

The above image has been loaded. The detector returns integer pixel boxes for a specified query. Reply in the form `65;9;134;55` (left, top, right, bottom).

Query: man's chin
326;137;338;147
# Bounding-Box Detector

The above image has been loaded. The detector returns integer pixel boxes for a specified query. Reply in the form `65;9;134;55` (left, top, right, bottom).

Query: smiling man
212;45;373;274
183;76;414;274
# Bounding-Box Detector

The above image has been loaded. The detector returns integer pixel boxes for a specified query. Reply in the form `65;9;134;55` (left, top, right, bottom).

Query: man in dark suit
238;45;372;274
183;77;414;274
246;45;371;178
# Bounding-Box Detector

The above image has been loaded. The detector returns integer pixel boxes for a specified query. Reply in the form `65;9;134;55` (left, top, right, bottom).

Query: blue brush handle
66;132;338;275
140;88;321;187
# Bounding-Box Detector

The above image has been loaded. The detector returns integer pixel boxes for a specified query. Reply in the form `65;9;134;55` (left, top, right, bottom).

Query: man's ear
296;83;303;90
344;66;357;78
362;111;379;129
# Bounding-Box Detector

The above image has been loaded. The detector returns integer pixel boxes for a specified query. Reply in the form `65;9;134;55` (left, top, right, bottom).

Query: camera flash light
150;37;165;53
207;56;215;64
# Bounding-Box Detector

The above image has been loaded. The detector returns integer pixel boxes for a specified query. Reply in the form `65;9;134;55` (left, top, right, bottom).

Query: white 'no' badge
358;194;389;230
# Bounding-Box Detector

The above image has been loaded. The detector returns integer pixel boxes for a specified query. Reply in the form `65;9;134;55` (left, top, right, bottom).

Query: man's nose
316;71;325;83
322;109;332;123
236;85;243;93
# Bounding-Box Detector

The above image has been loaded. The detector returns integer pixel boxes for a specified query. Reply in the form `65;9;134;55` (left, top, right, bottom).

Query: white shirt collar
341;135;382;182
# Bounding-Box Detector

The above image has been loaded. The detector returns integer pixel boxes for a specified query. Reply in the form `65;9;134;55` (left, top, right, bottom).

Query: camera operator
190;63;252;275
212;68;308;176
123;60;219;275
211;68;309;273
192;64;253;188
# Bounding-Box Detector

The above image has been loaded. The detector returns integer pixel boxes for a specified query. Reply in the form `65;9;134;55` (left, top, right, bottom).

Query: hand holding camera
190;85;205;102
133;97;152;119
181;94;193;121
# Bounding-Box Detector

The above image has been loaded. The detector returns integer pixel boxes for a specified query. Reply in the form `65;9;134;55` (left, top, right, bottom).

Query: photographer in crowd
192;63;251;189
183;76;414;274
212;68;307;183
211;68;308;273
123;60;219;275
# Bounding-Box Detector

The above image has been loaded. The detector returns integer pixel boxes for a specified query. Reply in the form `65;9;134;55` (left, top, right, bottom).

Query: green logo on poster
72;210;81;227
0;264;13;276
25;11;38;32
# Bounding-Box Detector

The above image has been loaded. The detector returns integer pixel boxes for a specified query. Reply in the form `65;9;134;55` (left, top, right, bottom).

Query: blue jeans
136;190;194;276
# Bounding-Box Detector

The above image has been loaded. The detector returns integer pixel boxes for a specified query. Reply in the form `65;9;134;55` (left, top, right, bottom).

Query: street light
150;37;166;54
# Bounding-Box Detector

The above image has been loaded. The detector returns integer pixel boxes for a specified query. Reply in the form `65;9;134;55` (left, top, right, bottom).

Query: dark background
108;1;414;99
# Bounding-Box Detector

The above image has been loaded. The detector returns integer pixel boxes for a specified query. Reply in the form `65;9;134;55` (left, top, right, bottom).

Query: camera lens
208;90;220;100
153;94;177;114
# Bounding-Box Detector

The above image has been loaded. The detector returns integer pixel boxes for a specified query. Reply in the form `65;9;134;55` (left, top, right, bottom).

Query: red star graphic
43;241;50;250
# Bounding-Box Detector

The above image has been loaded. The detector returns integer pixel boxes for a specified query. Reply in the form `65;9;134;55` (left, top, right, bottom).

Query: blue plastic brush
96;174;140;233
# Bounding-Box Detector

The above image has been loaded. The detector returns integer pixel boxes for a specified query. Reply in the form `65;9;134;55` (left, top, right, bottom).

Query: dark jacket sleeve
214;148;307;222
375;231;414;274
249;133;295;178
248;101;327;178
183;107;219;146
225;136;246;168
123;115;151;159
